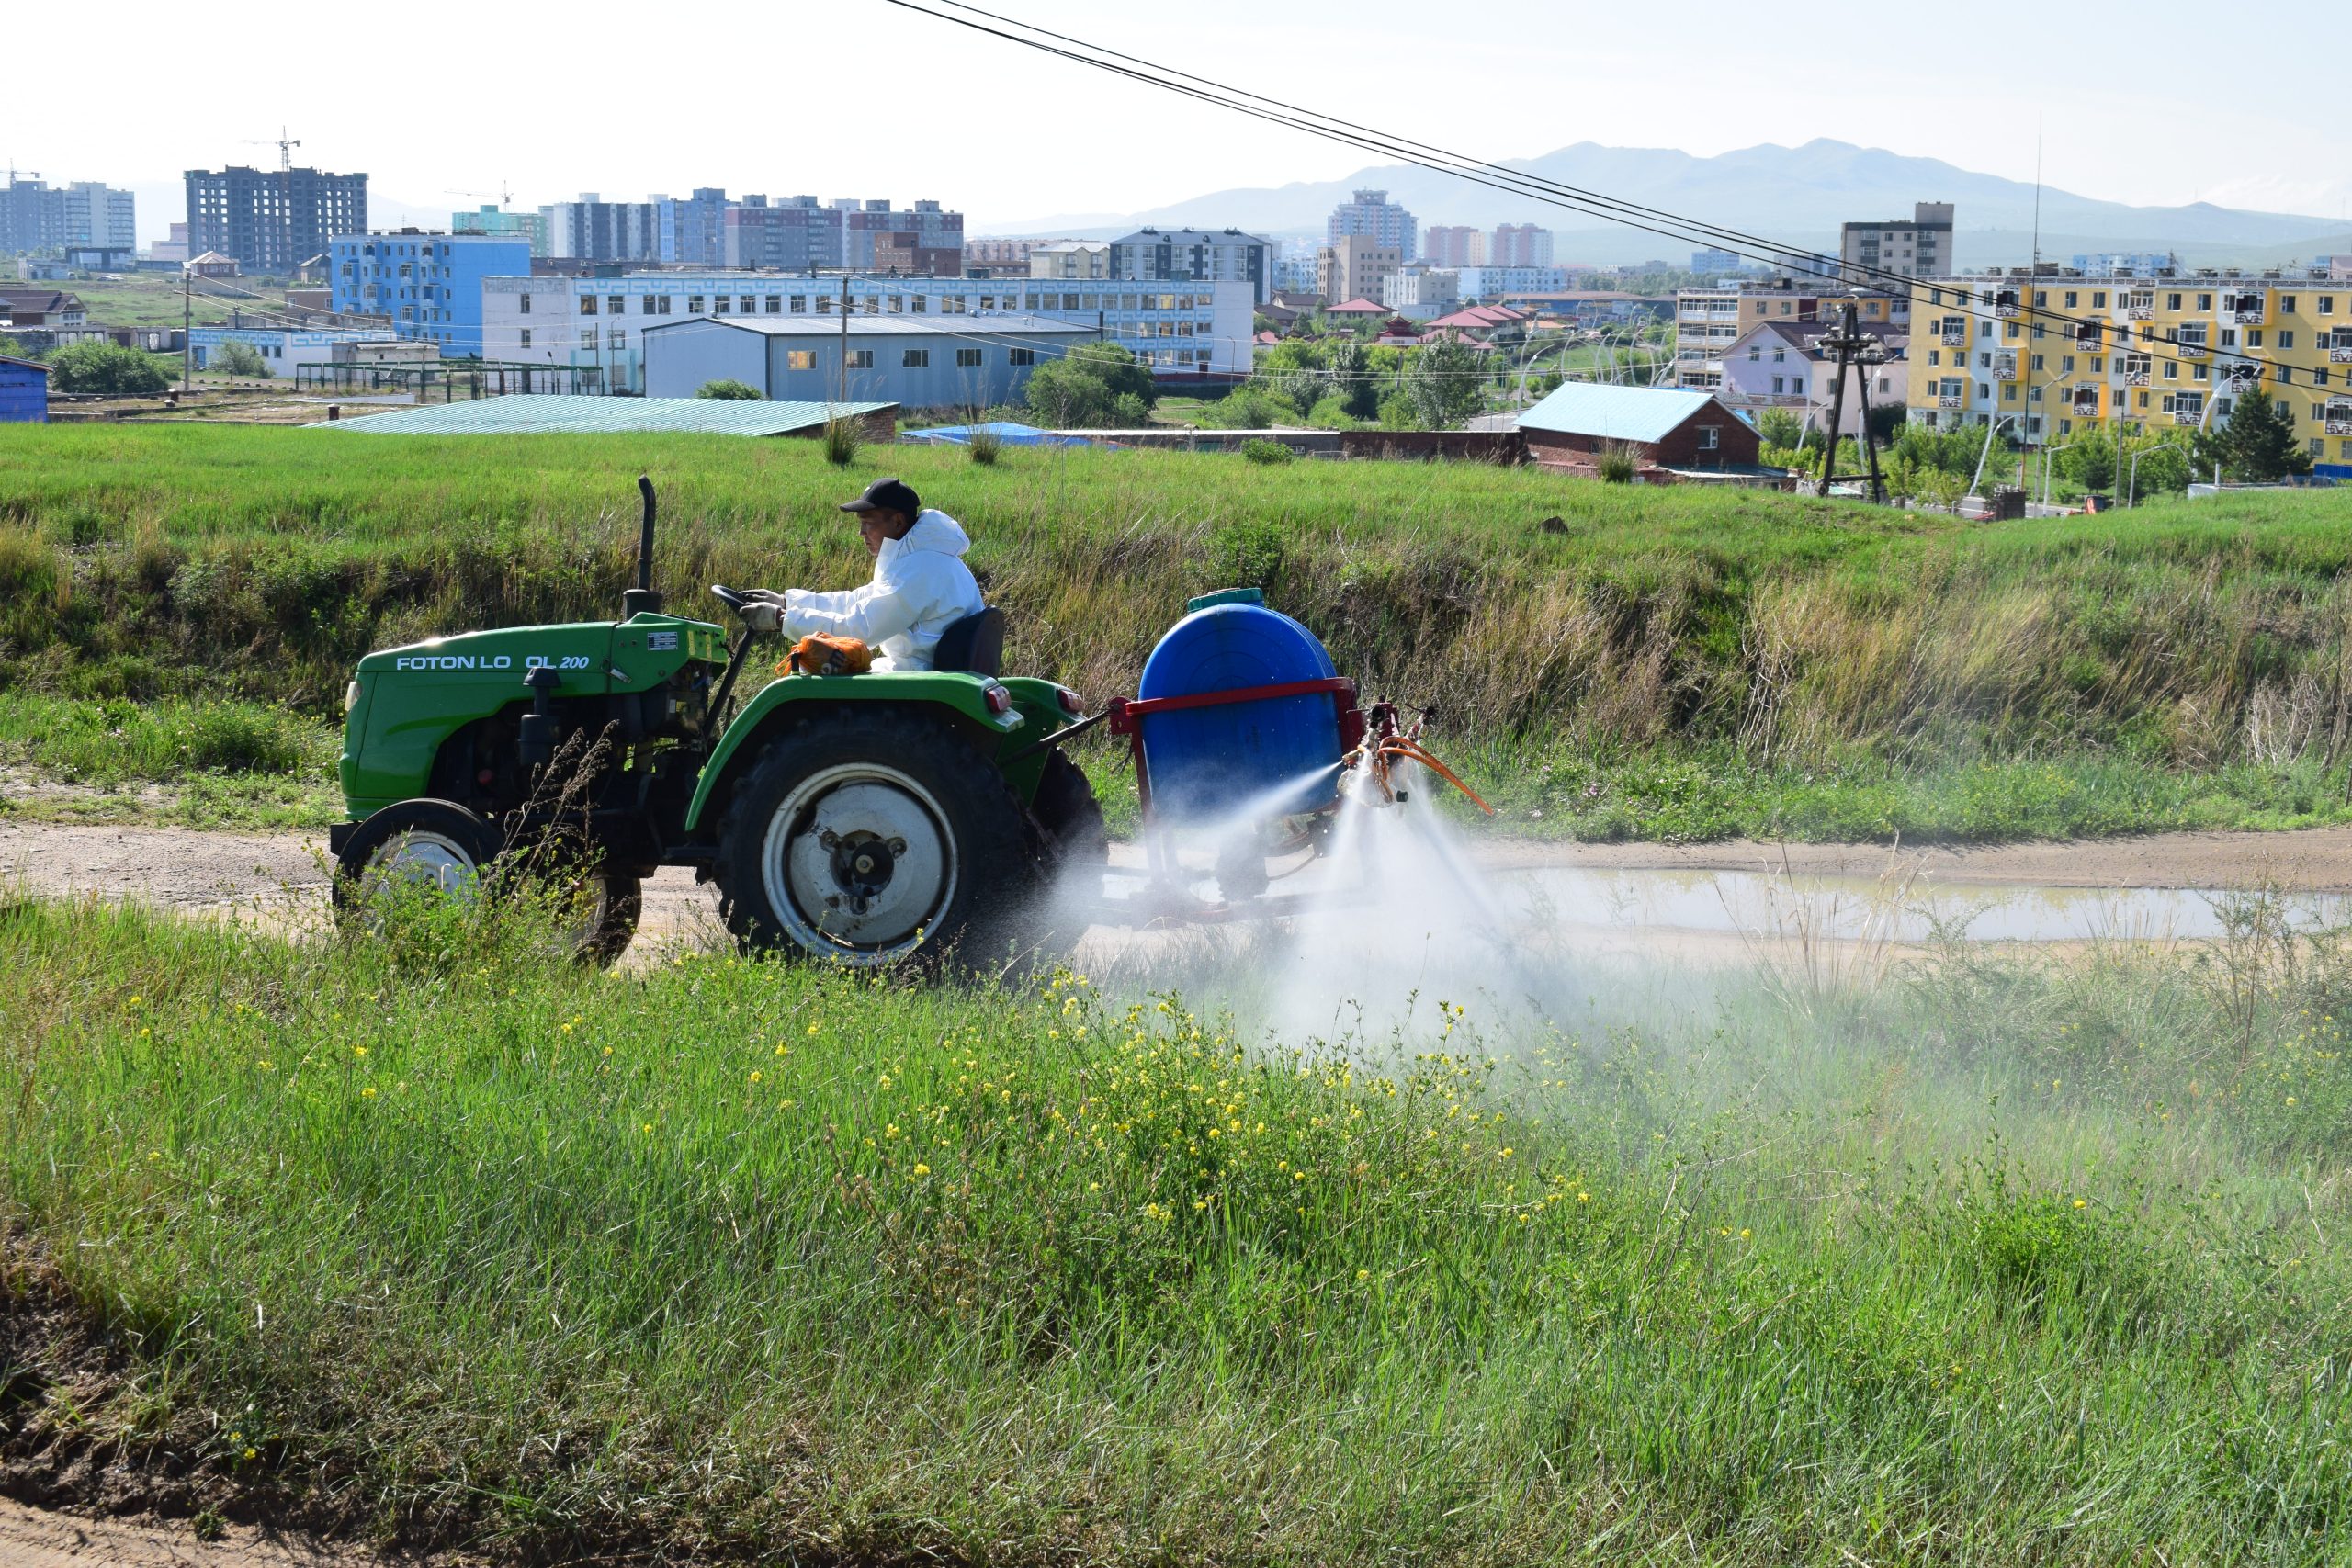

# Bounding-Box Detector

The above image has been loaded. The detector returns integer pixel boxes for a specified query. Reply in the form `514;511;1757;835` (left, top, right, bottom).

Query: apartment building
656;188;732;265
1673;280;1906;390
480;271;1252;393
328;231;534;355
1106;227;1273;305
545;195;659;263
1329;189;1416;263
1453;265;1567;299
1490;223;1553;267
1030;241;1109;280
1381;265;1459;316
1422;225;1485;267
0;178;136;254
1317;233;1402;310
1905;263;2352;473
186;165;368;274
838;198;962;275
1839;201;1952;285
966;238;1037;268
452;204;550;257
722;197;841;271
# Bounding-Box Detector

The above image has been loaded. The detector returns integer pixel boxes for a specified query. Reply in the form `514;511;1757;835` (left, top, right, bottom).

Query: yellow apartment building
1905;263;2352;471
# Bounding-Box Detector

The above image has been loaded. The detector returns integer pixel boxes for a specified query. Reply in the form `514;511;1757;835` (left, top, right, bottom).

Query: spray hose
1346;736;1495;816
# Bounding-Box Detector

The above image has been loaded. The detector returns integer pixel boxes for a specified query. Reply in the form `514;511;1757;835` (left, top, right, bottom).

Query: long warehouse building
643;314;1094;407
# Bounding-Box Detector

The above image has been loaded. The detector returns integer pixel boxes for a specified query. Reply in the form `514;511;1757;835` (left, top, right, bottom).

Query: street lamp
2040;440;2076;510
2127;440;2193;508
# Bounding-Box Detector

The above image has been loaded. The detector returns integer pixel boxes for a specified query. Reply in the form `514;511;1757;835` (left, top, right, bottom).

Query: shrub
208;340;270;379
695;378;762;400
967;428;1003;466
1304;393;1361;430
46;341;169;396
1023;343;1159;428
1756;407;1804;450
1596;444;1638;483
821;416;860;467
1240;438;1295;466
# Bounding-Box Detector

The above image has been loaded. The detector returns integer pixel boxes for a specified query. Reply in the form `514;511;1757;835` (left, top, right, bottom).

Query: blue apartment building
328;231;534;356
657;188;730;265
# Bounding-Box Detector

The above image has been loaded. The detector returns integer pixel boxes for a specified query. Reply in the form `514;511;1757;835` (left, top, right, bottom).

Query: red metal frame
1105;677;1363;827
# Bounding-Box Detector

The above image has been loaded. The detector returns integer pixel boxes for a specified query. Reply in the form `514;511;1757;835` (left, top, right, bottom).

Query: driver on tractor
741;477;984;671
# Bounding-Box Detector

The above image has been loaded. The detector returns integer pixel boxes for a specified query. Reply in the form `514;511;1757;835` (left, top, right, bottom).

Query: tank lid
1185;586;1265;613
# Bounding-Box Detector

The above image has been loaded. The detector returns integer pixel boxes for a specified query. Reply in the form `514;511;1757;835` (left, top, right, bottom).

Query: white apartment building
1382;266;1458;316
481;272;1253;393
1030;241;1109;280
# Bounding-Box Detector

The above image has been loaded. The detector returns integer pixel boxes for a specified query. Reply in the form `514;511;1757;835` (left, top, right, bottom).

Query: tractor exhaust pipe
623;474;664;618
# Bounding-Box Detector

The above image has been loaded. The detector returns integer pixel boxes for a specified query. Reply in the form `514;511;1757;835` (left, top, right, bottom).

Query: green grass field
31;271;297;330
3;889;2346;1562
5;423;2350;1562
6;423;2352;841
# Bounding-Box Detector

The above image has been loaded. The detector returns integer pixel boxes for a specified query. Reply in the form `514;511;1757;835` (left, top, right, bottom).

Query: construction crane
447;183;516;208
242;128;301;171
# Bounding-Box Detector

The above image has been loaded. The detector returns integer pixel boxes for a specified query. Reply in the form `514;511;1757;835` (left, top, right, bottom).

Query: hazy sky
18;0;2352;241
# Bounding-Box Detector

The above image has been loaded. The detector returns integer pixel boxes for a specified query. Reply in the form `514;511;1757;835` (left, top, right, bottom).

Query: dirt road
6;819;2350;928
0;1500;380;1568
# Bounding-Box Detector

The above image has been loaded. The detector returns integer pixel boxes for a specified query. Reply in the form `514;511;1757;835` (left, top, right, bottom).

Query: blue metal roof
1517;382;1720;444
313;395;893;435
901;421;1097;447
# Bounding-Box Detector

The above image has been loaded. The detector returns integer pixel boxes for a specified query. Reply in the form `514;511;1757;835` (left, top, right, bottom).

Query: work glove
741;601;783;634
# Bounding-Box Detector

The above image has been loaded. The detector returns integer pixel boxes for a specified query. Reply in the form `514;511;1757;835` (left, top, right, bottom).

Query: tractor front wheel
332;797;501;920
715;709;1043;972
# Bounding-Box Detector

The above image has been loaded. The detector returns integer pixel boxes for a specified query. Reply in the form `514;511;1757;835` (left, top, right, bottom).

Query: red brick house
1517;382;1779;485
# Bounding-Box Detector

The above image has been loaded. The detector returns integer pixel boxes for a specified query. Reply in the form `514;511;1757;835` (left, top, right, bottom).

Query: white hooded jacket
781;509;986;671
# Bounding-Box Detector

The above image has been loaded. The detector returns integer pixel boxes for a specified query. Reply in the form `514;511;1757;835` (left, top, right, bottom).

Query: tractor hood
356;612;729;695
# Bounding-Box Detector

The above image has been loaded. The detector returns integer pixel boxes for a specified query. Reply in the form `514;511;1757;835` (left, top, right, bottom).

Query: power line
887;0;2348;407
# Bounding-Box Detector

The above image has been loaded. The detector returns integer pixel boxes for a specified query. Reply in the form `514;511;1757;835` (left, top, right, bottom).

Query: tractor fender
684;671;1027;835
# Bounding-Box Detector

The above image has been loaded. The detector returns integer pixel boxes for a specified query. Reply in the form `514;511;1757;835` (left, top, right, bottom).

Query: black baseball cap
840;477;921;518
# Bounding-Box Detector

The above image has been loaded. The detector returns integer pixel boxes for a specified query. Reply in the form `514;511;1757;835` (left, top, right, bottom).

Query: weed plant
2;889;2347;1562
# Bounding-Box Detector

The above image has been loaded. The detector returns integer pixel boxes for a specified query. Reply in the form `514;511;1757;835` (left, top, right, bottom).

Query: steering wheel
709;583;751;616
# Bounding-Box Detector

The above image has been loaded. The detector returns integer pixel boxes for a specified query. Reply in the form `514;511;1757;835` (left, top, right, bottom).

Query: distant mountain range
991;139;2352;270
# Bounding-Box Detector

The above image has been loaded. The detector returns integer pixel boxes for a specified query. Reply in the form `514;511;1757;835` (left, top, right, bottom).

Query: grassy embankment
6;422;2352;839
2;892;2346;1562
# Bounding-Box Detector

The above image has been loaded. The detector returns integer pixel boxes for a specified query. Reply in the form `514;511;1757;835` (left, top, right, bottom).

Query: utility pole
837;273;851;406
1815;299;1890;503
181;269;192;395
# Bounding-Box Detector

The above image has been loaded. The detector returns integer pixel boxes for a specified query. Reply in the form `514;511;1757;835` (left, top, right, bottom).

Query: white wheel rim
762;762;957;964
364;829;483;901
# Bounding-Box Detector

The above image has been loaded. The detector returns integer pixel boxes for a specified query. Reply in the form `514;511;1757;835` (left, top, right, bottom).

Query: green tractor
330;479;1103;968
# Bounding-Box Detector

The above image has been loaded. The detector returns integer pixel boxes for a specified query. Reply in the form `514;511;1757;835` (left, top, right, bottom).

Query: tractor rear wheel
714;708;1045;972
1032;751;1107;870
551;867;643;966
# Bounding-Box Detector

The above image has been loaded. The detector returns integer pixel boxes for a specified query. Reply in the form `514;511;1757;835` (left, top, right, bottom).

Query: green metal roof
313;395;894;436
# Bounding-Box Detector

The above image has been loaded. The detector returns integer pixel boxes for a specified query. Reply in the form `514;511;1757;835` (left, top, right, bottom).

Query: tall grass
1;895;2346;1561
6;425;2352;821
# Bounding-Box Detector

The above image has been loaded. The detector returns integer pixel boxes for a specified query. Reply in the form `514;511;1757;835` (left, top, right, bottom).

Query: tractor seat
932;606;1004;677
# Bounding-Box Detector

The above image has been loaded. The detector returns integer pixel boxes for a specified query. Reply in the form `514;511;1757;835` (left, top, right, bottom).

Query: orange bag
781;633;873;677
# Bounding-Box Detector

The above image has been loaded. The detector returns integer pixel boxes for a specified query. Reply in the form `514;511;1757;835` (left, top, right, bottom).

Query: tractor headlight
345;679;362;715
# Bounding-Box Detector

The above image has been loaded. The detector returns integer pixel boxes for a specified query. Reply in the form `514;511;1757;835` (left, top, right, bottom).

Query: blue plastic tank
1136;593;1343;822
